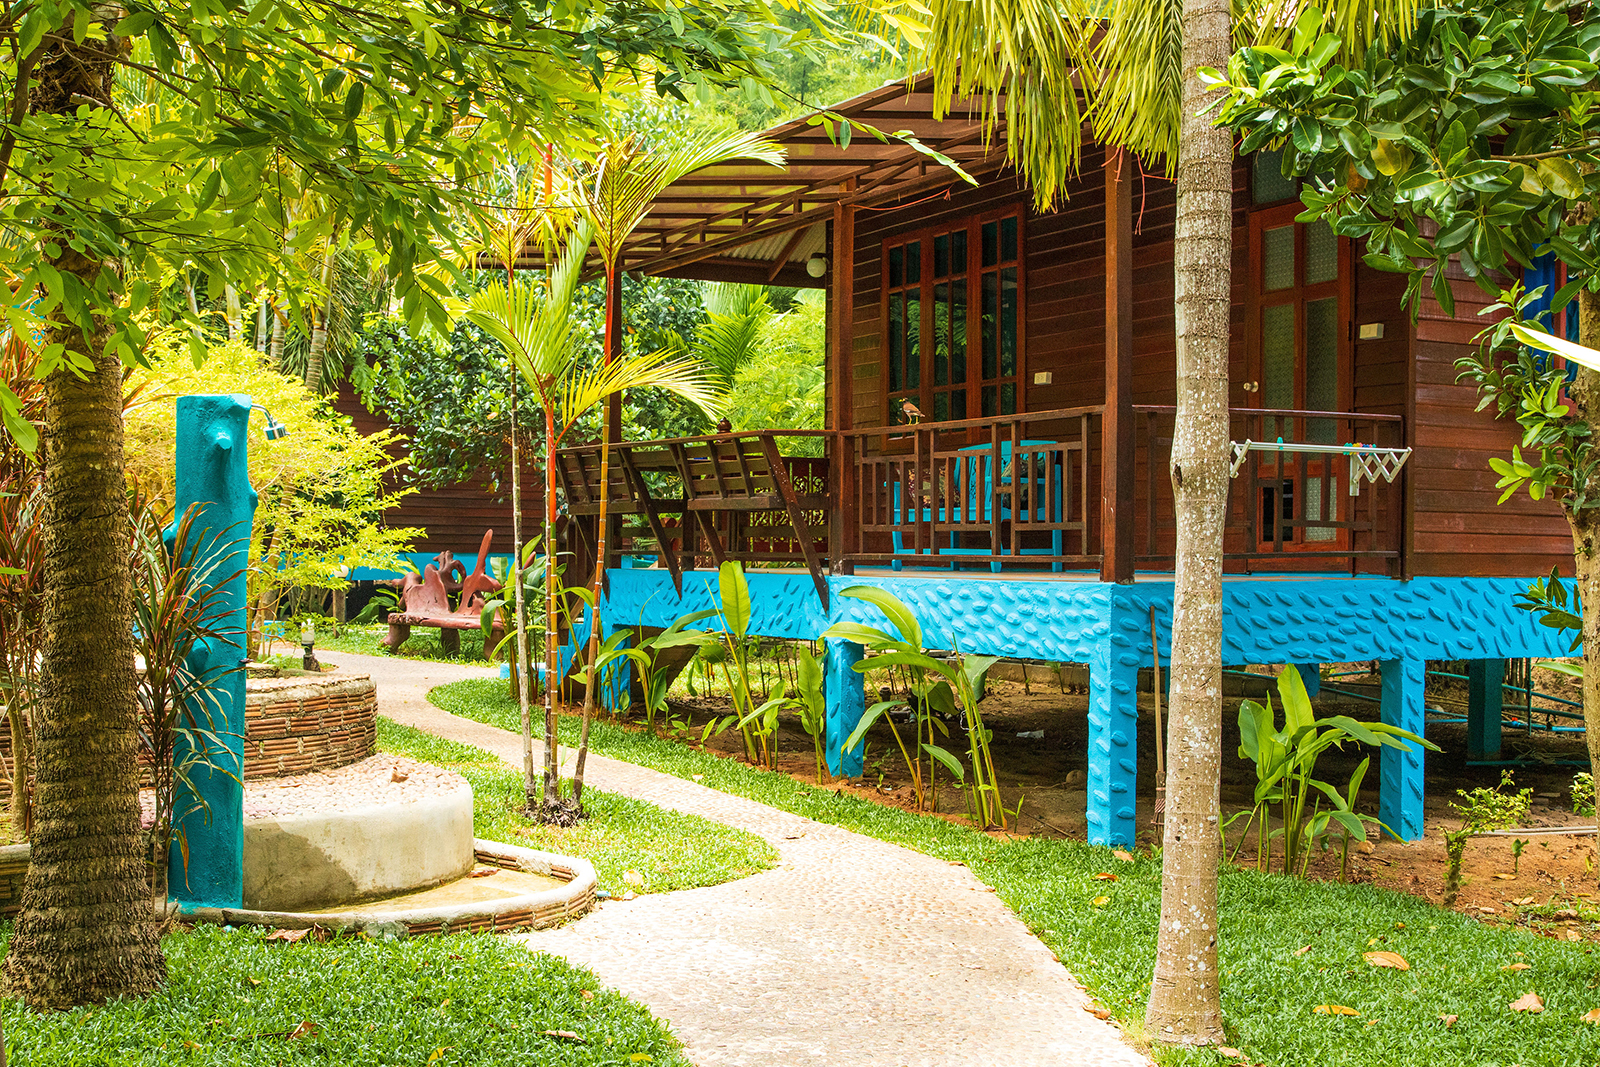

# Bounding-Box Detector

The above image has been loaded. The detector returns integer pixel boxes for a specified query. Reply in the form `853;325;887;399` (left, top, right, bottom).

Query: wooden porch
554;403;1407;606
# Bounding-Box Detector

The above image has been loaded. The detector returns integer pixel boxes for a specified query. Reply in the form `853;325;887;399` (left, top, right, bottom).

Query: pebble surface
343;650;1153;1067
140;755;466;824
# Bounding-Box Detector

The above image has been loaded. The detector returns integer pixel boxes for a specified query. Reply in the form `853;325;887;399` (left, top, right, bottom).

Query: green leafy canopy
0;0;845;383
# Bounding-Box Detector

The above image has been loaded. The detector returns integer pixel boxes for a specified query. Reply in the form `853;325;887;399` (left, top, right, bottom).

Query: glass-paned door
931;228;968;422
1251;202;1347;546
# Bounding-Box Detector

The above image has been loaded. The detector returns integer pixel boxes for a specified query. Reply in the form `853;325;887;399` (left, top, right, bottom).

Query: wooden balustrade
555;406;1408;589
1133;406;1406;575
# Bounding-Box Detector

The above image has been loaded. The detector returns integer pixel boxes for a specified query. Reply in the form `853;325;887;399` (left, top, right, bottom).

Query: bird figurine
716;416;733;434
901;400;924;424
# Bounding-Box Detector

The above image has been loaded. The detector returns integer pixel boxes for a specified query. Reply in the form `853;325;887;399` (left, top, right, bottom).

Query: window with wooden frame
883;209;1023;425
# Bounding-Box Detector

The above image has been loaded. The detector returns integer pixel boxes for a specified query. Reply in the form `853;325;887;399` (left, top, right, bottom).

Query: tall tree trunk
1567;289;1600;857
224;284;242;343
2;343;166;1008
303;239;338;395
254;298;270;354
267;300;288;372
1144;0;1231;1044
1;15;166;1012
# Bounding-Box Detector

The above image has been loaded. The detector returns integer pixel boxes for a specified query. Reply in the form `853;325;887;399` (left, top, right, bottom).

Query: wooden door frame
1244;201;1355;552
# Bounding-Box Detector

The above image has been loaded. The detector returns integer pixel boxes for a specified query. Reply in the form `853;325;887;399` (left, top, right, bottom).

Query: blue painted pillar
171;395;257;908
1467;658;1504;762
1378;658;1427;842
1087;639;1140;847
1294;663;1321;698
824;638;865;778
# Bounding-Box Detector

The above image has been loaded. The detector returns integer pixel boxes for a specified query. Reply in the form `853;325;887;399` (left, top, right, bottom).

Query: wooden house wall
331;386;542;557
1410;272;1570;577
835;147;1571;579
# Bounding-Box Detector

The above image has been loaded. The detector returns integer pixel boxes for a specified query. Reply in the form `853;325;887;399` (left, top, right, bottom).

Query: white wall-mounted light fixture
805;253;828;278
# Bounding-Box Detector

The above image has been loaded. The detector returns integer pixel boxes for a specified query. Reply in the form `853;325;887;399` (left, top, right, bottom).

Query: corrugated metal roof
522;72;1016;286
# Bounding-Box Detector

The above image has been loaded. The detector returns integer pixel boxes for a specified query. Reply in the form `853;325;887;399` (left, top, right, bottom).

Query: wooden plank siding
330;385;543;558
835;148;1567;578
1410;269;1570;577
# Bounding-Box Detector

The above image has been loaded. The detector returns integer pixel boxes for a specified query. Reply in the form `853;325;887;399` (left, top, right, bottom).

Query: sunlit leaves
1213;0;1600;319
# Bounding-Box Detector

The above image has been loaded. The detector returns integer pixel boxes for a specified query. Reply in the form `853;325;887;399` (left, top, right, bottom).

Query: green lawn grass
2;924;685;1066
268;622;490;663
376;717;776;899
432;676;1600;1067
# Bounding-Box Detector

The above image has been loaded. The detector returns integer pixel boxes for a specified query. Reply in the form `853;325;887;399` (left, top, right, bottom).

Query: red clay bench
383;530;504;656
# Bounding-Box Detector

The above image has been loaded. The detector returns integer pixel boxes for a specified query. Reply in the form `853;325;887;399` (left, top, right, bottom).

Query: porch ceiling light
805;253;827;278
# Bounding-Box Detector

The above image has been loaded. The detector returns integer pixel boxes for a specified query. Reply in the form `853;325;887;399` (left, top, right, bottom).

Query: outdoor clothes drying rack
1228;438;1413;496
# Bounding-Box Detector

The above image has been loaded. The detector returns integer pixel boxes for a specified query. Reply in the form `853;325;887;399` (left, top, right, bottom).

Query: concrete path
337;650;1152;1067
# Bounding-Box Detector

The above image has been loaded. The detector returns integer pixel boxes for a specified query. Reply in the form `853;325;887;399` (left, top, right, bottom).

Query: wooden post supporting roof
830;192;857;574
1101;148;1135;583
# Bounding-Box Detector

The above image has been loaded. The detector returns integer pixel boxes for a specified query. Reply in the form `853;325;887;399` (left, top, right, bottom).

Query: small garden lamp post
301;618;320;671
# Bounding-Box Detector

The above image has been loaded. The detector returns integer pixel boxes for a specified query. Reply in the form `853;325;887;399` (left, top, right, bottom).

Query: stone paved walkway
337;650;1151;1067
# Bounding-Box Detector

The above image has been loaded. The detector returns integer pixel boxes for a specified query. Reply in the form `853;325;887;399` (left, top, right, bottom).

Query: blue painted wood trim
596;568;1568;848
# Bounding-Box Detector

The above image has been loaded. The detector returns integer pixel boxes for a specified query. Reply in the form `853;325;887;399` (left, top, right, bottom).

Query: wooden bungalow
545;74;1573;848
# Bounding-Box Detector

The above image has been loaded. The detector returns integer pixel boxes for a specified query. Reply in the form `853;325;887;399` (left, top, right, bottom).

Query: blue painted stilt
824;637;865;777
1087;640;1140;847
1379;658;1427;842
1294;662;1321;698
1467;658;1504;762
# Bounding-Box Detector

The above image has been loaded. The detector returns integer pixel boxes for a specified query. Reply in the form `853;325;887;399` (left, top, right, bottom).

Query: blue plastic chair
891;439;1064;571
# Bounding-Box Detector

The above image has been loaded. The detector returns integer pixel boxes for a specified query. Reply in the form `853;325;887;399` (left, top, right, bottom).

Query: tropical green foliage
0;0;838;394
1211;0;1599;318
823;586;1007;829
1228;667;1435;880
1442;770;1532;906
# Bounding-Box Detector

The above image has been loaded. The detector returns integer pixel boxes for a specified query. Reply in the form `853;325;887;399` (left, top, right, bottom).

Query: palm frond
557;349;722;437
692;285;773;390
579;131;786;271
884;0;1422;196
463;217;594;390
908;0;1093;209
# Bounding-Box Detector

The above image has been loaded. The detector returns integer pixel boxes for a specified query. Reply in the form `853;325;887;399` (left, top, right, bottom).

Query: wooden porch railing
554;430;833;605
554;405;1408;591
1133;406;1406;575
838;407;1103;572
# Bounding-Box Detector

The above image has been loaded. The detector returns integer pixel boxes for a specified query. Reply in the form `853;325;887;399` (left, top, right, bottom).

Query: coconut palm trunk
1143;0;1232;1042
2;340;165;1008
0;19;166;1011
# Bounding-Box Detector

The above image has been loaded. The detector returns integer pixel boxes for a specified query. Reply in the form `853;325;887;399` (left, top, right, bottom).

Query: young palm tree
466;207;721;817
880;0;1420;1043
564;131;784;802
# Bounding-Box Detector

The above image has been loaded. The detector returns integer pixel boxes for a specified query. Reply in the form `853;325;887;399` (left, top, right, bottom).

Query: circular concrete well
187;755;595;936
238;756;475;912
